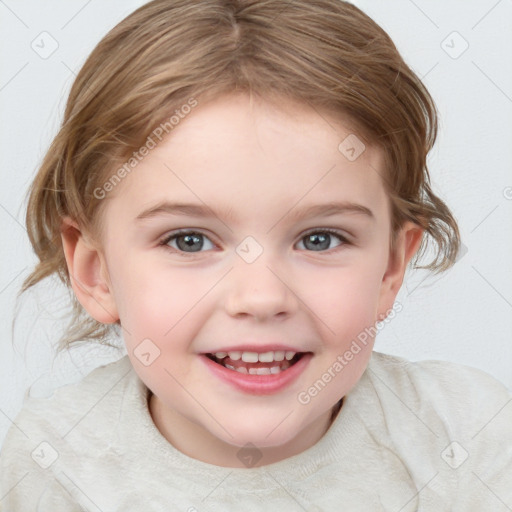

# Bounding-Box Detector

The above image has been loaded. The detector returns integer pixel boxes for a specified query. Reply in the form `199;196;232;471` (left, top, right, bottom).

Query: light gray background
1;0;511;450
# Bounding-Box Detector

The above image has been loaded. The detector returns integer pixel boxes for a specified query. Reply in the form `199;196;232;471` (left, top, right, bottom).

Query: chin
215;419;304;451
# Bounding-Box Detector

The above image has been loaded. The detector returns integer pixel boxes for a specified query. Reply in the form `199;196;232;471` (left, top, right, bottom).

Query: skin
61;93;423;468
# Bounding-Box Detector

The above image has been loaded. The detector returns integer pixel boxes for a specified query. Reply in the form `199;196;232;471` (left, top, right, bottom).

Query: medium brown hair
20;0;460;352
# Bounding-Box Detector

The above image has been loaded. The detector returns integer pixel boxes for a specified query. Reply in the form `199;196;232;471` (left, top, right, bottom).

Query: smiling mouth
205;352;309;375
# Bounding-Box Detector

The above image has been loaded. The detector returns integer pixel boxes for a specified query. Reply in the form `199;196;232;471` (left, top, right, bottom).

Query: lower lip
200;353;313;395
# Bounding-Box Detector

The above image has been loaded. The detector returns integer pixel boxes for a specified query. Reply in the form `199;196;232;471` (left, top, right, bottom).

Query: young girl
1;0;510;510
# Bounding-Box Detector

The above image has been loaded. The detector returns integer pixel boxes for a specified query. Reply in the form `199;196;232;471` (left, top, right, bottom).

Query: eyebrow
135;200;374;222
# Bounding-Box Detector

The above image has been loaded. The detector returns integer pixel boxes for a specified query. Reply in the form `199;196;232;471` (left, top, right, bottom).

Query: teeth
226;361;289;374
258;351;274;363
249;367;272;375
241;352;259;363
247;366;284;375
213;350;298;362
273;351;285;361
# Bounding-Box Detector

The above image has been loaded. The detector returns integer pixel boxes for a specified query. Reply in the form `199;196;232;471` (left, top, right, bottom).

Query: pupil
177;234;203;252
306;233;329;251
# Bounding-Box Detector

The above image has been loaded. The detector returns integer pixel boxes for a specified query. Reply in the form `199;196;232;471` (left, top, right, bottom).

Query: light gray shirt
1;351;511;511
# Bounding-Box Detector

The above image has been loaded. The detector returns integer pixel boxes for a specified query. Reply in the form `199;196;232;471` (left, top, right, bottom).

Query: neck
148;392;344;468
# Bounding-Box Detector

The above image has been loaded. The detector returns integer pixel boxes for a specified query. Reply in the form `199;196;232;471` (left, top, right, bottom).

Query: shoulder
6;355;133;434
32;353;134;401
1;353;134;444
368;349;511;388
5;355;135;443
359;351;512;504
365;350;512;433
367;350;512;411
0;356;137;508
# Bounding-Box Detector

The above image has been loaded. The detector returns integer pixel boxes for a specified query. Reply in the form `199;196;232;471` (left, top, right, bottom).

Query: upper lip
201;344;310;354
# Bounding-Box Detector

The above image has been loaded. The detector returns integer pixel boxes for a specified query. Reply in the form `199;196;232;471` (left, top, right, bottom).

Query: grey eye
165;232;215;253
297;231;345;252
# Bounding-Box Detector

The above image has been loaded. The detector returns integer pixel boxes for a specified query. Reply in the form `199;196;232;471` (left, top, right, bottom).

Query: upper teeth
213;351;297;362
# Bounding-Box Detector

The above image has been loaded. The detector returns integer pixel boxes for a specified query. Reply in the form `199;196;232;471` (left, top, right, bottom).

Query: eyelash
158;228;351;256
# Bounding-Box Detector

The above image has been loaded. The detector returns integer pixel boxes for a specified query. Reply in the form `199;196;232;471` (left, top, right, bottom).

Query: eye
159;230;215;254
296;229;349;252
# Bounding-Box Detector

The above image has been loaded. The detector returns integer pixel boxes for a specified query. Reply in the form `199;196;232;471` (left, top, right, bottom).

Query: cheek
114;263;206;388
107;259;172;334
294;257;386;357
111;259;214;346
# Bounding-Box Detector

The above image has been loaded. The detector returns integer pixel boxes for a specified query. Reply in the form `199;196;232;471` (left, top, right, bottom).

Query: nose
224;256;298;321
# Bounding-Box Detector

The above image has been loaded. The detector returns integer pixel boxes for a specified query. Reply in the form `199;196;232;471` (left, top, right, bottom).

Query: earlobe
377;222;423;320
60;217;119;324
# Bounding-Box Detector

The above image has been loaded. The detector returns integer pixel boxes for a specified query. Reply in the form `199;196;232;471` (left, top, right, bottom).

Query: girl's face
89;94;419;467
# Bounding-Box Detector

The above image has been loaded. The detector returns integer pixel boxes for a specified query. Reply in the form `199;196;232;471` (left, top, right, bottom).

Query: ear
60;217;119;324
376;221;423;321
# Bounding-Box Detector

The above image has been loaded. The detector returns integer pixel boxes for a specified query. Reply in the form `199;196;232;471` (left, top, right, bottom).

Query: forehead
101;94;389;228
